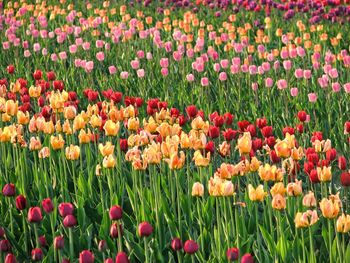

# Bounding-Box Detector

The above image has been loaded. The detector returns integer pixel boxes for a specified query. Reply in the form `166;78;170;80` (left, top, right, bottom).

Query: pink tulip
213;63;220;72
130;59;139;69
96;52;105;62
328;68;338;79
262;62;270;72
146;52;153;60
120;71;129;79
297;46;306;57
51;54;58;62
265;78;273;88
332;82;341;92
277;79;287;90
69;45;77;53
33;43;41;52
303;70;311;79
2;41;10;49
220;59;229;69
186;74;194;82
283;60;292;71
249;65;257;75
82;42;90;50
173;51;182;61
96;40;104;48
160;58;169;68
186;49;194;58
201;77;209;87
85;61;94;72
75;38;83;46
280;50;289;59
267;53;274;61
230;65;240;74
42;48;47;56
24;50;31;57
137;50;144;59
273;61;280;70
251;83;258;91
289;48;297;58
294;69;303;79
308;93;318;103
161;68;169;76
219;72;227;81
59;52;67;60
290;87;298;97
344;83;350;93
257;44;265;53
137;69;145;78
108;66;117;75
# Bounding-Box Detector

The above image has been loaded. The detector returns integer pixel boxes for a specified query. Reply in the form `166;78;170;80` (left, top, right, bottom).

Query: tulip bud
4;253;17;263
110;223;123;238
309;169;320;184
341;172;350;187
226;247;239;261
241;253;255;263
15;195;27;210
109;205;123;220
183;240;199;254
39;235;47;247
79;250;94;263
62;259;70;263
58;202;74;217
31;248;43;261
63;215;77;228
138;222;153;237
28;207;43;223
42;198;54;213
54;236;64;250
115;252;130;263
186;105;198;118
2;183;15;197
338;156;347;170
297;111;307;122
7;65;15;74
98;240;107;252
0;240;11;252
171;238;182;251
104;258;114;263
33;70;42;80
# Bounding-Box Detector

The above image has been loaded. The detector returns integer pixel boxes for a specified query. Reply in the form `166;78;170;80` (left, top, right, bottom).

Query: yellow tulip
50;134;65;150
103;154;116;168
191;182;204;197
99;142;115;156
237;132;252;155
248;184;267;202
295;210;319;228
103;120;120;136
272;194;286;210
65;144;80;160
336;214;350;233
302;191;317;207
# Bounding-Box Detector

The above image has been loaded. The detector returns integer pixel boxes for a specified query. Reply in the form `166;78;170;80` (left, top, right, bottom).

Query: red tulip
326;149;337;161
42;198;54;214
15;195;27;210
223;112;234;126
62;259;70;263
282;126;294;136
338;156;347;170
266;136;276;148
119;139;128;153
223;128;237;141
241;253;254;263
2;183;15;197
297;111;307;122
28;207;43;223
33;70;42;80
205;141;215;154
138;222;153;237
256;117;267;128
39;235;47;247
98;240;107;252
111;92;123;103
183;240;199;254
178;114;187;126
296;123;304;134
4;253;17;263
63;215;77;228
252;138;263;151
54;236;64;250
186;105;198;118
345;121;350;134
170;108;180;117
31;248;43;261
58;203;74;217
246;124;256;137
213;116;224;127
261;126;273;138
341;172;350;187
0;240;11;252
109;205;123;220
7;65;15;74
115;252;130;263
208;126;220;139
270;150;280;163
303;162;314;174
309;169;320;184
104;258;114;263
226;247;239;261
110;223;123;238
46;71;56;81
311;131;323;142
79;250;94;263
171;238;182;251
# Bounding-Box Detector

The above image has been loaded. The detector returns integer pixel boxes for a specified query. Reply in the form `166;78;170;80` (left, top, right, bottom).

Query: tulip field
2;0;350;262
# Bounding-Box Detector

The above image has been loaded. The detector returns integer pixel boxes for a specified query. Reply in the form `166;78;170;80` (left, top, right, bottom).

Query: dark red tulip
341;172;350;187
171;238;182;251
282;126;294;136
241;253;254;263
58;203;74;217
297;111;307;122
296;123;304;134
54;236;64;250
170;108;180;117
39;235;47;247
115;252;130;263
237;120;250;131
223;112;234;126
109;205;123;220
28;207;43;223
79;250;94;263
183;240;199;254
256;117;267;128
304;162;314;175
104;258;114;263
63;215;77;228
253;138;263;151
178;114;187;126
62;259;70;263
223;128;237;141
186;105;197;118
46;71;56;81
15;195;27;210
110;223;123;238
213;116;224;127
7;65;15;74
2;183;15;197
261;126;273;138
31;248;43;261
246;124;256;137
98;240;107;252
338;156;347;170
0;239;11;252
226;247;239;261
270;150;280;164
119;139;128;152
326;149;337;161
5;253;17;263
138;222;153;237
309;169;320;184
307;153;319;164
208;126;220;139
205;141;215;154
42;198;54;214
33;70;42;80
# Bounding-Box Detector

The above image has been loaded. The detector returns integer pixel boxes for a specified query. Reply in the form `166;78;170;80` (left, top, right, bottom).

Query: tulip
115;252;129;263
54;236;64;250
237;132;252;155
248;184;267;202
241;253;254;263
2;183;15;197
28;207;42;223
63;215;77;228
109;205;123;220
31;248;43;261
0;240;11;252
79;250;94;263
336;214;350;233
138;222;153;237
110;223;123;238
183;240;199;254
15;195;26;210
295;210;319;228
4;253;17;263
58;202;74;217
272;194;286;210
171;238;182;251
39;235;47;247
341;172;350;186
65;144;80;160
226;247;239;261
42;198;54;214
320;197;340;219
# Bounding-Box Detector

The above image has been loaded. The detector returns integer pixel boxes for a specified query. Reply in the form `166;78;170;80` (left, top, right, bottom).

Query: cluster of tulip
1;0;350;262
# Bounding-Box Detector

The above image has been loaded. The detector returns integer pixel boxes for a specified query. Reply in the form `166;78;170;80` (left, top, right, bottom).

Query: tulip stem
335;220;342;262
7;199;14;235
117;221;123;252
301;229;306;263
328;219;333;263
22;213;28;254
33;223;39;248
69;227;74;260
308;227;315;263
144;237;149;263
